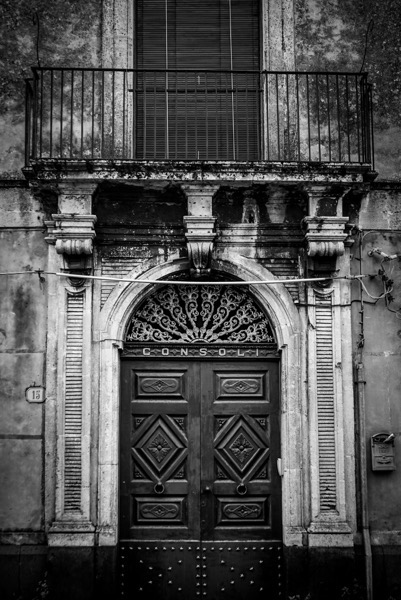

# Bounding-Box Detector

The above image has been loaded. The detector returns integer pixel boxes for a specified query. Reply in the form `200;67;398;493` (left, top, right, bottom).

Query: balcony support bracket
184;216;217;277
303;216;349;258
182;184;219;276
303;184;350;273
45;214;97;286
44;182;98;285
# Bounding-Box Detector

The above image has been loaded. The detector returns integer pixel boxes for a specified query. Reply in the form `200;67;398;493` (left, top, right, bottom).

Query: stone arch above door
96;254;305;547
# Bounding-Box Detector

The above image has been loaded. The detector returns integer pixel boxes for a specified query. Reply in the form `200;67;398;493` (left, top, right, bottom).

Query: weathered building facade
1;1;401;598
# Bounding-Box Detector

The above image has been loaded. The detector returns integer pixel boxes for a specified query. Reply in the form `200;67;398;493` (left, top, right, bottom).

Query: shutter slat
135;0;260;160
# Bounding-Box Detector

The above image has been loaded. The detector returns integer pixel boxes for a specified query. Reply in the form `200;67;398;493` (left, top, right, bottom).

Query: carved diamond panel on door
215;416;269;477
134;416;187;478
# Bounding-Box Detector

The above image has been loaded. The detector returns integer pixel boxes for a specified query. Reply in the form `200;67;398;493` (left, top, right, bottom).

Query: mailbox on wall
371;432;396;471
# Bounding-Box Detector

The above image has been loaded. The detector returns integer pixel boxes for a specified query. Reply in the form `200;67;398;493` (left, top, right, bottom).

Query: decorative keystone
45;214;97;256
183;216;217;276
303;216;348;257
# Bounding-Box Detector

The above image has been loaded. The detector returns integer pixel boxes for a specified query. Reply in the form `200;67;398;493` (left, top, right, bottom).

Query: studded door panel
120;542;199;600
120;541;282;600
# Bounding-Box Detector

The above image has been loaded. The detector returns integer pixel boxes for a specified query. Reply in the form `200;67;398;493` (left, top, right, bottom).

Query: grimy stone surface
0;439;43;531
295;0;401;180
1;1;401;598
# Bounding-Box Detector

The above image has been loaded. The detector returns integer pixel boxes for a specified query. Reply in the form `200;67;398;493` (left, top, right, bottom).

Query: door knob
203;486;211;493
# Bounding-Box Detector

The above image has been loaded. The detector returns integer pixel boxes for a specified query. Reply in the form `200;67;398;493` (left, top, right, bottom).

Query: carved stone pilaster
306;282;355;546
47;283;95;546
183;216;217;276
303;216;349;258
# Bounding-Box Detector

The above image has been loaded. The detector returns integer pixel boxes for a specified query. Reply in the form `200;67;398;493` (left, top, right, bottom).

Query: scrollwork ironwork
126;285;275;344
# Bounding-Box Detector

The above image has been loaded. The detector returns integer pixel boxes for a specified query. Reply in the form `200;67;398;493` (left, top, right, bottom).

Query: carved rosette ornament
45;214;97;255
303;216;348;258
183;216;216;275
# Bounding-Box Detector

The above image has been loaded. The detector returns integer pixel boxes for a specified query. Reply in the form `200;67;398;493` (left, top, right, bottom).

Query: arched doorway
119;282;283;599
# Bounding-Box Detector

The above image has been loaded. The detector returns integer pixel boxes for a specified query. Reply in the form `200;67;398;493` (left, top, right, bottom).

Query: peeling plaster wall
0;1;101;178
1;1;400;179
295;0;401;180
0;187;49;534
0;0;99;537
0;2;401;589
351;186;401;536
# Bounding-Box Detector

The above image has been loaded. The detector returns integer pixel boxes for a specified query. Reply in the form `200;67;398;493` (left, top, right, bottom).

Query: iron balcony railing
25;67;374;166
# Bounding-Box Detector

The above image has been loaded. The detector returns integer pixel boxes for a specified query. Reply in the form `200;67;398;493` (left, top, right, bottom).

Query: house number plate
25;386;45;403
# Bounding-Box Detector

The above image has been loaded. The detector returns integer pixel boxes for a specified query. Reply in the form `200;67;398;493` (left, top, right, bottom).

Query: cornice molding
45;214;97;256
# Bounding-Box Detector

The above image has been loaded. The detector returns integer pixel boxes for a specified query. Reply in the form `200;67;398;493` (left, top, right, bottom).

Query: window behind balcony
134;0;260;160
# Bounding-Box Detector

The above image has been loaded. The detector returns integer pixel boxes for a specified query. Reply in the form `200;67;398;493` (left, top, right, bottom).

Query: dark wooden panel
215;371;267;400
120;356;282;597
200;361;281;540
120;361;200;540
134;371;186;399
135;0;261;160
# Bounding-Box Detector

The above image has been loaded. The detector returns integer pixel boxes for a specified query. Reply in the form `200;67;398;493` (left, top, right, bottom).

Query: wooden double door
120;358;282;599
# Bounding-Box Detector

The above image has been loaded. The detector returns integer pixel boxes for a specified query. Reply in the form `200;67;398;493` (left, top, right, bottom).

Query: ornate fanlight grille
125;285;275;344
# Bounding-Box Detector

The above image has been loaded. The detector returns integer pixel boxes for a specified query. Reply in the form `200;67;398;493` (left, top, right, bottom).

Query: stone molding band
303;216;349;258
45;214;97;256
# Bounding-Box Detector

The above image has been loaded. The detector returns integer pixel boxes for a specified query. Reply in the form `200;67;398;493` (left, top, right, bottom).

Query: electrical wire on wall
355;229;401;319
0;269;377;286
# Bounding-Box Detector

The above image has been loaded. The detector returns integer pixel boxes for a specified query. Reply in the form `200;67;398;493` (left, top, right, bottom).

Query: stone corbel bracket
183;216;217;276
45;214;97;256
303;216;349;258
